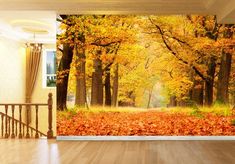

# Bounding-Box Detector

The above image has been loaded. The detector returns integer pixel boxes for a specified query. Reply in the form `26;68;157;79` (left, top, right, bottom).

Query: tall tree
57;15;75;110
58;15;93;107
74;36;86;106
91;50;103;105
57;44;73;110
112;63;119;106
104;67;112;106
146;16;223;106
216;24;234;104
204;57;216;106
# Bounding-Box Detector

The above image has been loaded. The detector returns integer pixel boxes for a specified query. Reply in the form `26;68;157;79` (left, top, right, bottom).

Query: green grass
75;106;148;113
200;104;232;116
163;104;232;116
57;104;234;120
57;106;148;119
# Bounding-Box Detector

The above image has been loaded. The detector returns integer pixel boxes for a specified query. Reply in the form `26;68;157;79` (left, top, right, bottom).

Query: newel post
47;93;53;139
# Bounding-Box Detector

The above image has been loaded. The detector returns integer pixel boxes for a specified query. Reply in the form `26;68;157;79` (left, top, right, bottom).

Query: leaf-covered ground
57;111;235;136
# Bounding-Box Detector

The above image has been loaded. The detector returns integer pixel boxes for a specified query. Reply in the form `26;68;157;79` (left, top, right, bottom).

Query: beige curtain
25;43;42;123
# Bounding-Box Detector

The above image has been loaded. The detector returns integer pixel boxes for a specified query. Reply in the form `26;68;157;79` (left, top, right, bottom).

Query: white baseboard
57;136;235;141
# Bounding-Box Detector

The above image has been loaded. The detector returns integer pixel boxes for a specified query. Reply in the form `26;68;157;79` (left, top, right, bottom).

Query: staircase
0;93;53;139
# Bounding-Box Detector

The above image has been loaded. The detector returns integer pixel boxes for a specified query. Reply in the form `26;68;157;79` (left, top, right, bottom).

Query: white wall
0;37;26;103
0;37;28;130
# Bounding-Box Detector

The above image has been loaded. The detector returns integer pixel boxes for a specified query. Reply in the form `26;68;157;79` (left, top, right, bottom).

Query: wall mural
56;15;235;136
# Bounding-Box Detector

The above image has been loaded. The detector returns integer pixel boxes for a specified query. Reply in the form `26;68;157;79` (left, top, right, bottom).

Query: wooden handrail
0;112;47;137
0;93;53;139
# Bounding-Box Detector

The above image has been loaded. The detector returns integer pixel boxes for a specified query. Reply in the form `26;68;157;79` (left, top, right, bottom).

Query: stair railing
0;93;53;139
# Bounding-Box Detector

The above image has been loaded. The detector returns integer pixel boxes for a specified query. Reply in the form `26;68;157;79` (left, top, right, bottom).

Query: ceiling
0;0;234;23
0;11;56;43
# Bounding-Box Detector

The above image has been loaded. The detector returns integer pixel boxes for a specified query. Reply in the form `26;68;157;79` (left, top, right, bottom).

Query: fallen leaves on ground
57;111;235;136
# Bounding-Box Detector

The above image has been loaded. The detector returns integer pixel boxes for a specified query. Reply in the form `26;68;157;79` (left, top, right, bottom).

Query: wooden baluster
4;105;8;138
15;121;18;137
47;93;53;139
26;105;30;138
23;125;25;137
8;117;10;137
19;105;23;138
11;105;15;138
35;105;39;138
31;129;33;137
1;114;4;137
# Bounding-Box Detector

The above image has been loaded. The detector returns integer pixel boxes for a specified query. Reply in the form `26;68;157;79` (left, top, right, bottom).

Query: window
43;49;56;88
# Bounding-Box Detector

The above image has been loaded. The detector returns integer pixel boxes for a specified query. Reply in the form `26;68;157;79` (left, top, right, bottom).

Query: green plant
57;107;80;119
68;108;78;115
161;108;166;112
199;104;232;117
190;105;204;118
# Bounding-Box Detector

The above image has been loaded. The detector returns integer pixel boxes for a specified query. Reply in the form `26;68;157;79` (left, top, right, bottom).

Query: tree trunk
147;87;153;109
216;24;233;104
189;71;204;106
232;93;235;106
112;64;119;107
91;51;103;106
104;68;111;106
74;44;86;107
204;57;216;106
216;53;232;104
169;96;177;107
57;44;73;110
191;80;204;106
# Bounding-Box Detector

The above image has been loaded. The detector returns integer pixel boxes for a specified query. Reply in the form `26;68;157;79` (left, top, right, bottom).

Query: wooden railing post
11;105;15;138
1;114;4;137
47;93;53;139
19;105;23;138
15;121;18;137
35;105;39;138
8;117;10;137
26;105;30;138
4;105;8;138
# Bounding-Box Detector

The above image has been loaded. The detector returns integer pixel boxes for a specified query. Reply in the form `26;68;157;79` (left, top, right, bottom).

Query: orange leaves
57;111;235;136
100;52;115;64
56;69;70;84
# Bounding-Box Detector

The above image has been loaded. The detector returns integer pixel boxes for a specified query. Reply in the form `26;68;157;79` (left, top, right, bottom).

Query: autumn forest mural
56;15;235;136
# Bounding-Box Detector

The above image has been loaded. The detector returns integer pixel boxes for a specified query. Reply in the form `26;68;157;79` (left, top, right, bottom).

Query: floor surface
0;139;235;164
